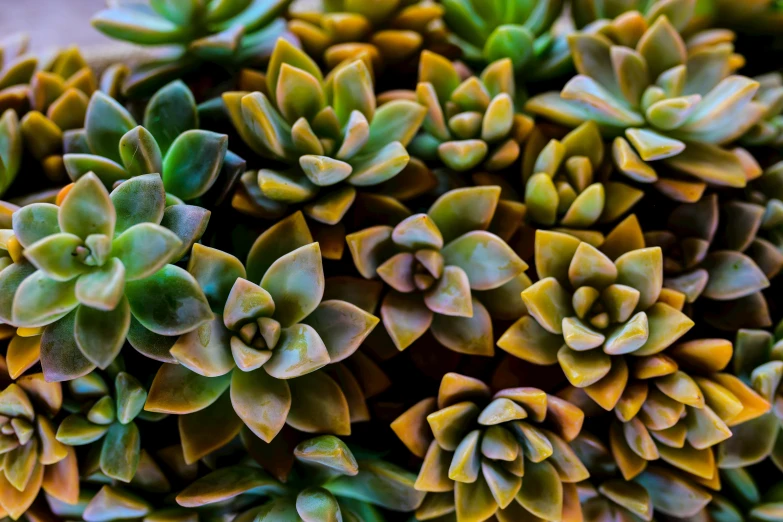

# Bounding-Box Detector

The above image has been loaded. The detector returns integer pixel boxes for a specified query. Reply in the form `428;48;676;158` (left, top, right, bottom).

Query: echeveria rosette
526;10;764;203
571;431;716;521
521;121;644;238
19;46;105;182
144;211;380;457
288;0;446;70
4;173;213;381
63;80;244;205
440;0;571;80
645;194;782;331
91;0;295;96
0;359;79;520
225;38;427;225
346;186;529;353
408;51;534;173
175;435;425;518
54;368;154;484
391;372;589;522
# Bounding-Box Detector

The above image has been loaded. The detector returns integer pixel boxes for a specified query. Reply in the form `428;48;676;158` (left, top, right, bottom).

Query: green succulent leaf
162;130;228;200
144;80;198;155
11;203;60;248
74;297;131;369
112;223;181;281
119;126;163;178
13;270;78;328
260;242;324;328
146;363;231;414
84;91;137;164
99;422;140;482
110;174;166;235
231;367;291;443
40;311;96;382
59;173;116;240
125;265;212;336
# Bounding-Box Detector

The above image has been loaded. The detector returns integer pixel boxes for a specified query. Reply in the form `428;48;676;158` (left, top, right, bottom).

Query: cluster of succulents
5;0;783;520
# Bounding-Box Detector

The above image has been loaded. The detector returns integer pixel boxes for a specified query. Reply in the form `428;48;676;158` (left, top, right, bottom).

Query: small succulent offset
0;360;79;520
347;186;528;353
226;38;426;224
288;0;446;69
440;0;571;79
64;80;244;204
407;51;534;172
3;173;213;381
55;367;152;484
521;121;643;235
144;211;380;455
92;0;295;96
527;7;762;202
175;435;425;518
391;372;588;522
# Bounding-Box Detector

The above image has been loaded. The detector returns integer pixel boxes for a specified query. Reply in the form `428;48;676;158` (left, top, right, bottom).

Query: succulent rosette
2;173;213;381
18;46;113;182
64;81;244;205
0;356;79;520
440;0;571;79
498;228;694;388
54;367;156;484
405;51;534;173
521;121;644;236
391;372;588;522
174;434;424;518
143;211;382;458
645;193;783;330
572;432;716;520
288;0;446;70
91;0;295;96
346;186;529;353
225;38;427;224
526;8;763;202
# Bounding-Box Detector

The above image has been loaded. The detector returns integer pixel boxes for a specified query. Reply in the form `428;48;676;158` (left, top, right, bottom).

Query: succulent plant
718;323;783;473
91;0;296;96
521;121;644;234
63;81;245;204
0;110;22;198
18;46;107;183
288;0;446;70
174;434;425;518
526;8;763;202
439;0;571;79
702;469;783;522
347;186;529;353
0;356;79;520
403;51;534;173
645;193;782;330
571;0;702;31
498;227;693;386
742;73;783;148
0;33;36;115
391;372;588;521
54;365;154;484
2;173;213;381
144;211;382;456
225;38;427;224
572;432;716;520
